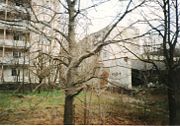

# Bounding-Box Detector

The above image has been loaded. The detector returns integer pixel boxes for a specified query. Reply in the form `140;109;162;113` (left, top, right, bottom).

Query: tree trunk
167;71;176;125
176;88;180;124
64;95;74;125
168;87;176;125
173;69;180;124
84;89;87;125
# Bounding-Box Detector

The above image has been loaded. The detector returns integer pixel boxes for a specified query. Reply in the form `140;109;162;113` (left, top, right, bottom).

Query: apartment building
84;24;168;88
0;0;166;88
0;0;60;85
0;0;31;84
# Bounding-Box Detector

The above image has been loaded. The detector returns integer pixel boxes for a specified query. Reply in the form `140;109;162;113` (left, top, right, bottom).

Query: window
12;68;20;76
14;33;20;40
13;51;21;58
124;57;128;62
14;0;23;6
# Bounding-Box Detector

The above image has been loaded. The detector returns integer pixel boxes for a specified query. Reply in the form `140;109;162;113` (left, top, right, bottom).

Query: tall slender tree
142;0;180;124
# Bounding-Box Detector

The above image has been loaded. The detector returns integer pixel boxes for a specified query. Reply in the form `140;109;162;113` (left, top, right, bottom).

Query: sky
81;0;123;33
59;0;161;38
77;0;149;35
78;0;125;34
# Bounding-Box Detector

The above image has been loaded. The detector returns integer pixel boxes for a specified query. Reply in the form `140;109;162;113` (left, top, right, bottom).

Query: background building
0;0;31;84
0;0;60;87
79;26;140;89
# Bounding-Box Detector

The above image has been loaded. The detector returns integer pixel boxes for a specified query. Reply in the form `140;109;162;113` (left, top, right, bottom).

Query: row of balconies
0;1;30;66
0;20;29;31
0;56;29;65
0;1;31;13
0;11;30;21
0;39;30;48
0;3;26;13
0;0;31;31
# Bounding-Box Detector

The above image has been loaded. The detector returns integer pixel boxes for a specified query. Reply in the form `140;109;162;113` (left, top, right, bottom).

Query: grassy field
0;88;168;125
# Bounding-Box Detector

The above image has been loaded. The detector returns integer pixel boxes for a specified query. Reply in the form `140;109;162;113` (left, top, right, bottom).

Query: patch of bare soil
0;106;64;125
0;88;168;125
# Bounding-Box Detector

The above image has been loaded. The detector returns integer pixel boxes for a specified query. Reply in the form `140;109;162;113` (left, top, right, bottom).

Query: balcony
0;56;29;66
0;3;30;14
0;20;29;31
0;39;30;48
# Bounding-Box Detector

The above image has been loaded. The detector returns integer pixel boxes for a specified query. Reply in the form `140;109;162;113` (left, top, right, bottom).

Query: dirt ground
0;87;168;125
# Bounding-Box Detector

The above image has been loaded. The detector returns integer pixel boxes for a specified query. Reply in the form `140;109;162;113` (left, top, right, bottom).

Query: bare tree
140;0;180;124
58;1;146;124
0;0;146;124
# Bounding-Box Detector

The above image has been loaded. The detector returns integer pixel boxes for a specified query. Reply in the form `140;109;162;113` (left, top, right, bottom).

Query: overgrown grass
0;91;12;109
0;88;168;125
0;90;64;110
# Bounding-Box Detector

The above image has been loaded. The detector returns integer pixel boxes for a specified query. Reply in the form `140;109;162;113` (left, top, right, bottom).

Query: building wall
2;68;29;83
79;26;140;89
101;48;132;88
29;0;61;84
0;0;60;84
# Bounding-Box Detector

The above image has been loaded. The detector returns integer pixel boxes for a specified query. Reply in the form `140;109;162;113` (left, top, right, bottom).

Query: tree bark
176;88;180;124
167;71;176;125
171;68;180;125
168;87;176;124
176;88;180;125
64;95;74;125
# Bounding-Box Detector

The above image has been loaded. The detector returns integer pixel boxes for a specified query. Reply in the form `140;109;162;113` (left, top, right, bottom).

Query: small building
80;26;140;89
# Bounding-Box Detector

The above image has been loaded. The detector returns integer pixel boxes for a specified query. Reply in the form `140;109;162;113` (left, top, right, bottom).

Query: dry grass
0;88;168;125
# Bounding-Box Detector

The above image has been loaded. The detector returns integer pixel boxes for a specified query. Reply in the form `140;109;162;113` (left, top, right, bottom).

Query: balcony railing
0;3;30;13
0;56;29;65
0;39;30;48
0;19;29;31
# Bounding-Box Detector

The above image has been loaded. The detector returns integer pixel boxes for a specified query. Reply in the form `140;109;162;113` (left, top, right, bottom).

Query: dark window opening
13;51;21;58
12;68;20;76
14;0;23;6
14;33;20;40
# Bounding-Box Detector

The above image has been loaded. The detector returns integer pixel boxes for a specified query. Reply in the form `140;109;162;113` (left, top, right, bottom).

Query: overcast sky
72;0;130;36
81;0;123;33
77;0;147;35
60;0;157;38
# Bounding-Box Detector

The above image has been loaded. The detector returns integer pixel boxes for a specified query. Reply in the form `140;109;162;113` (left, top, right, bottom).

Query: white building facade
0;0;60;85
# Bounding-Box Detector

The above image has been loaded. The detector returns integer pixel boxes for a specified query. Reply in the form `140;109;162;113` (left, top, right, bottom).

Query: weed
0;88;168;125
